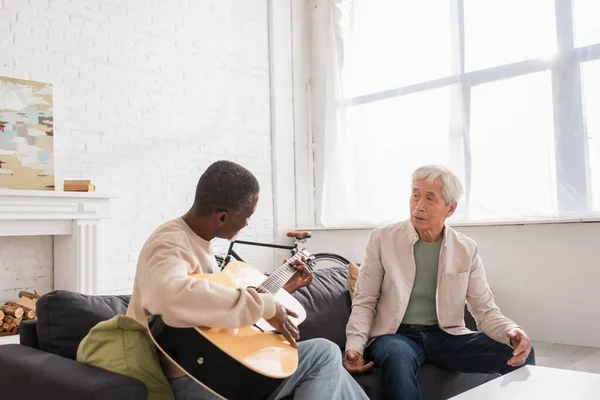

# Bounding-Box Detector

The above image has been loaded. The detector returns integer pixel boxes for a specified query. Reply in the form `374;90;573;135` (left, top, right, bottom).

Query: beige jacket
346;220;519;355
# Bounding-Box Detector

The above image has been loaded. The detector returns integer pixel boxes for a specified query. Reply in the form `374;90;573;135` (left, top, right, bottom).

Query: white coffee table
450;365;600;399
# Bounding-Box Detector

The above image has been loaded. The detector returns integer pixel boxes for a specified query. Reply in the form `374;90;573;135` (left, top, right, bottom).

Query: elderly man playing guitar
127;160;368;400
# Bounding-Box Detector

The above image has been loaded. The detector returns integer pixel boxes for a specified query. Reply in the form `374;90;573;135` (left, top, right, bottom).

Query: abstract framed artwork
0;76;55;190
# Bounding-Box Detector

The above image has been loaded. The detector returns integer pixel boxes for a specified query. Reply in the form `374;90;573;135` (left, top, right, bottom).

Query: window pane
464;0;556;72
469;72;557;220
581;60;600;212
573;0;600;48
343;1;452;98
344;86;458;224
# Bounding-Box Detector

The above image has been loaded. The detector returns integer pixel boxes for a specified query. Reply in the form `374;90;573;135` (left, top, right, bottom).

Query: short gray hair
411;165;463;205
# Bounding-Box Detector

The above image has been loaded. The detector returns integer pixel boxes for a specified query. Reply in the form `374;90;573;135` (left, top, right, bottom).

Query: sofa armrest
19;319;39;349
0;344;148;400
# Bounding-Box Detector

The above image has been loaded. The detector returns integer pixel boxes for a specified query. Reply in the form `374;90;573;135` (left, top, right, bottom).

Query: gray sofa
0;266;497;399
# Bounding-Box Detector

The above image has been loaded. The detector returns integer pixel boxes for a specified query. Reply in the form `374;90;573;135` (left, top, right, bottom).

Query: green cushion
77;315;175;400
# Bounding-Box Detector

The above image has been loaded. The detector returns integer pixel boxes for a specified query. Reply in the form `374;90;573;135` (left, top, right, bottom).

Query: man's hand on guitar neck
283;256;314;294
267;302;300;348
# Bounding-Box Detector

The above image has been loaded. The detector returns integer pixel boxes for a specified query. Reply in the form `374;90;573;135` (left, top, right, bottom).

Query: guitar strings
258;250;309;294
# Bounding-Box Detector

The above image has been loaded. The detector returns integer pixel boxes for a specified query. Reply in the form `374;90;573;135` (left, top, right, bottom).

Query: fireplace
0;189;115;296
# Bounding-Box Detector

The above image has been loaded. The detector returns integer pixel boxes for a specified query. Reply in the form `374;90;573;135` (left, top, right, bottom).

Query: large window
582;59;600;212
317;0;600;226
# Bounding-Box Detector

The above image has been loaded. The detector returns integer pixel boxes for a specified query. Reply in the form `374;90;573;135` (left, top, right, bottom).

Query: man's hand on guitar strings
267;302;300;348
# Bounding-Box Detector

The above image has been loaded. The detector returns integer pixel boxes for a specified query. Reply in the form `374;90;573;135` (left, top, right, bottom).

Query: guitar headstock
291;248;316;271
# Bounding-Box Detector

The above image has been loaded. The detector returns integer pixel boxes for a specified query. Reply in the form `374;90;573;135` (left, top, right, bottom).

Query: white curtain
318;0;600;227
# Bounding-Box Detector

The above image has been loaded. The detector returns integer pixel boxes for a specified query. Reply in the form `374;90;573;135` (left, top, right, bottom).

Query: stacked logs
0;291;40;336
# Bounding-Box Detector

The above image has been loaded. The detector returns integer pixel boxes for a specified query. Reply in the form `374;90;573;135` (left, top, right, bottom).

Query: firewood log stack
0;290;40;336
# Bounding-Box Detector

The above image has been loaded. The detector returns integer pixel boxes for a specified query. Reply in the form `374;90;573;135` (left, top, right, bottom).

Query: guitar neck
258;250;311;294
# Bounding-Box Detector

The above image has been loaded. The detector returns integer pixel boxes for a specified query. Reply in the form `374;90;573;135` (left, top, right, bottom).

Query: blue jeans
367;325;536;400
169;338;368;400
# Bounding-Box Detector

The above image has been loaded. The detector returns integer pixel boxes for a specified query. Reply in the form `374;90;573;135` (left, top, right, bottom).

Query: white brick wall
0;236;54;303
0;0;276;295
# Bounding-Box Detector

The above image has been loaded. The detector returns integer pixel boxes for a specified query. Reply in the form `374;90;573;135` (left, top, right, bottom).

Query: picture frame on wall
0;76;55;191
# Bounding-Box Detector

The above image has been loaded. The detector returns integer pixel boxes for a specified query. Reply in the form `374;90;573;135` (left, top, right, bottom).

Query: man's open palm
343;350;374;374
507;328;532;367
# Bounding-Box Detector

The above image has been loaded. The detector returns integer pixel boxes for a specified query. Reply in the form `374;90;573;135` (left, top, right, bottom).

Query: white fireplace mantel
0;189;116;295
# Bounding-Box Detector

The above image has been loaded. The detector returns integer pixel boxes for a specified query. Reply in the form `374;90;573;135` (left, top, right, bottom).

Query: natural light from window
464;0;556;72
345;86;454;223
581;60;600;212
469;72;557;220
317;0;600;227
573;0;600;48
343;1;451;98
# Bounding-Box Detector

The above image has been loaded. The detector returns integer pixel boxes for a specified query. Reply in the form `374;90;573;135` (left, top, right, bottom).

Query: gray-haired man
343;165;535;400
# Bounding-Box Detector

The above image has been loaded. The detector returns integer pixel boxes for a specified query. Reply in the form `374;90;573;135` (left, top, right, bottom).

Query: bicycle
215;230;351;271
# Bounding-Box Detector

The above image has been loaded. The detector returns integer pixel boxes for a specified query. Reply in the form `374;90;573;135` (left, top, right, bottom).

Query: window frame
305;0;600;227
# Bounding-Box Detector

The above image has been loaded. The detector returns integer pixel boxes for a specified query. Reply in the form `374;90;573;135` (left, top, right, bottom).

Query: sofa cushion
37;290;131;359
353;367;384;399
348;263;360;298
0;343;148;400
292;266;351;350
77;315;174;400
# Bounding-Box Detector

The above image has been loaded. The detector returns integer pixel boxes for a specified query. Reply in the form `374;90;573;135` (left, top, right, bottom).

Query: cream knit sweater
126;218;276;378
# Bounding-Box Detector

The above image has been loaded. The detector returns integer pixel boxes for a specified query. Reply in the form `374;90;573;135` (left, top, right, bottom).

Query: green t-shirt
402;238;442;325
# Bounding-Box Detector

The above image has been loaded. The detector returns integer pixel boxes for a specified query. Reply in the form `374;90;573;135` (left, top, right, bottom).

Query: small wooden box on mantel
63;180;95;192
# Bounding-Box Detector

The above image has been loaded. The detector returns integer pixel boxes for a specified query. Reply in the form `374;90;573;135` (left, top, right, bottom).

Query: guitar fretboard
258;252;306;294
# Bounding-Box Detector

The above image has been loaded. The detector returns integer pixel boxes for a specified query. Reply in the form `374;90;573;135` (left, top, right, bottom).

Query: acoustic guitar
147;249;313;400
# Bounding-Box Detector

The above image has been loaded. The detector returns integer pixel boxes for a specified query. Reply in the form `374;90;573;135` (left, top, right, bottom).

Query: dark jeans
366;325;536;400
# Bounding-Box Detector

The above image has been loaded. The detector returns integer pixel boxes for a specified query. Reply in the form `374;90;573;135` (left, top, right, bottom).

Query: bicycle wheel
311;253;350;270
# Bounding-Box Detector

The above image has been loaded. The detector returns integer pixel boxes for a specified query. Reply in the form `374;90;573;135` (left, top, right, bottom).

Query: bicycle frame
217;238;305;270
